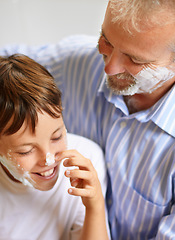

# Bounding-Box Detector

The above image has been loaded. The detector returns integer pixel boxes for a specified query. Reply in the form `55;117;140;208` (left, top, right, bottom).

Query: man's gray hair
109;0;175;33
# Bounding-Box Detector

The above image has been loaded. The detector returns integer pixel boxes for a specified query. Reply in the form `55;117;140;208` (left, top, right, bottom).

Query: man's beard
105;66;175;96
106;72;140;96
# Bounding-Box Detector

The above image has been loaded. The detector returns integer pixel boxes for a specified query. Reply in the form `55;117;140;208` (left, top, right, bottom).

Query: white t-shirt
0;133;108;240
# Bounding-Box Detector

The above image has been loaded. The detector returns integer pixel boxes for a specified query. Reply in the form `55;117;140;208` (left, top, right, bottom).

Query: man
0;0;175;239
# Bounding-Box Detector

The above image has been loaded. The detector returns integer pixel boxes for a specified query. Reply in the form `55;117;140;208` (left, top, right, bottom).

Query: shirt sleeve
0;41;66;92
0;44;46;60
0;35;98;95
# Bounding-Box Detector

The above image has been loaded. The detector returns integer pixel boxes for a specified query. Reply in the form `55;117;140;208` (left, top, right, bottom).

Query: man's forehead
108;0;175;34
102;14;175;64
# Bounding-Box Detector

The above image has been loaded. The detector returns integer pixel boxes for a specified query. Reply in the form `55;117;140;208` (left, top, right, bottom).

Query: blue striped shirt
1;35;175;240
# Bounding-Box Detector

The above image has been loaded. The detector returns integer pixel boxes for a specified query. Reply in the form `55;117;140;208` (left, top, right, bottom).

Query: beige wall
0;0;107;46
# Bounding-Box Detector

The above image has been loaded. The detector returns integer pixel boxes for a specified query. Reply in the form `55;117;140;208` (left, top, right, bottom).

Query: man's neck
123;79;175;114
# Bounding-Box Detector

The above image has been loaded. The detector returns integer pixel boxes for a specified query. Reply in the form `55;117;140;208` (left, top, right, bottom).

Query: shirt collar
98;74;175;137
149;84;175;137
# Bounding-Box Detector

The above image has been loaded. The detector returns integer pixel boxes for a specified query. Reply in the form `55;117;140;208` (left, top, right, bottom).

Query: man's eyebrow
101;28;156;63
100;29;111;43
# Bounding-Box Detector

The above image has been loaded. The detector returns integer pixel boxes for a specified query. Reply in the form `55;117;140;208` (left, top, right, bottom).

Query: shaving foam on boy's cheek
0;150;34;187
133;66;175;93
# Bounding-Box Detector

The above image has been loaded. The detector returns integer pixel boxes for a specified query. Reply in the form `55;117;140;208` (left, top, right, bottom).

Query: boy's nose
38;150;55;167
45;152;55;166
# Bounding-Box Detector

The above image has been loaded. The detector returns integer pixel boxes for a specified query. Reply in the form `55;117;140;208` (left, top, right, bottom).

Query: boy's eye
17;148;33;156
51;134;63;142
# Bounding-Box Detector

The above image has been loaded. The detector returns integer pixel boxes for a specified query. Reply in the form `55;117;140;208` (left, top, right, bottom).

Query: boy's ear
0;141;4;156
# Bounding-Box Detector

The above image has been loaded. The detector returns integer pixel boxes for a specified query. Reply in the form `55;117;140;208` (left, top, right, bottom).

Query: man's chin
106;80;139;96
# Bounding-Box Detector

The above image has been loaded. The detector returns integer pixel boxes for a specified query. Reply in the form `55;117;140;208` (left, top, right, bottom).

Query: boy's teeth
40;168;54;177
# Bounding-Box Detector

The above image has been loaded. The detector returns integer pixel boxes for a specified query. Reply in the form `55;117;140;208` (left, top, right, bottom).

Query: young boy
0;54;109;240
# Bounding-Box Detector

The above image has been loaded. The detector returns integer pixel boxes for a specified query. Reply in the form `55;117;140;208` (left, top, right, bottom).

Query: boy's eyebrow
52;124;65;135
16;143;33;147
13;126;64;148
52;126;62;134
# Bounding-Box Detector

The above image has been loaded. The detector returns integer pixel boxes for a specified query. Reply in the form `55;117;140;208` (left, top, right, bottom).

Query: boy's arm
57;149;109;240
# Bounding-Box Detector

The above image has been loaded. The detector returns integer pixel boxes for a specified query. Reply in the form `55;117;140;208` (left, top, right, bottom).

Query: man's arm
155;196;175;239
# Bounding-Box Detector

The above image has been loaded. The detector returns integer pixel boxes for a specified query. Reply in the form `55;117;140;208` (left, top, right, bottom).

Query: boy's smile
0;111;67;191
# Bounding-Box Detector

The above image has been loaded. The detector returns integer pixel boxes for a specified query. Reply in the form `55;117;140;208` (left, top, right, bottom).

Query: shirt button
108;199;112;206
120;121;127;128
107;162;111;169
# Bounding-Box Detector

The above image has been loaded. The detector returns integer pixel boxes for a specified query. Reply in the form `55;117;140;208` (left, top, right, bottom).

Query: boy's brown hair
0;54;63;135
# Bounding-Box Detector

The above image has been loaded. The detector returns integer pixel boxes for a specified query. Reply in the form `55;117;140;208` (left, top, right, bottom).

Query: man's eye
101;36;112;46
130;58;145;66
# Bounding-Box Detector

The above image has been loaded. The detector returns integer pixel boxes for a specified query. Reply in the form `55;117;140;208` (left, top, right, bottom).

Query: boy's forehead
0;124;29;148
3;118;29;137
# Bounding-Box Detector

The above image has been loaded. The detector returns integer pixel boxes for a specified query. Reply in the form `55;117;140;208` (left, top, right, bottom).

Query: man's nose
104;50;126;76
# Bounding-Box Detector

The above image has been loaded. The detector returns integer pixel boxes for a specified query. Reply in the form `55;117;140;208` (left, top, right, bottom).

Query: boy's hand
56;149;104;211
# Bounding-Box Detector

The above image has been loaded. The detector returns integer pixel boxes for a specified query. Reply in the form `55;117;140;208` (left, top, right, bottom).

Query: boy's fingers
68;187;94;198
65;169;95;183
65;169;99;191
63;157;94;171
56;150;96;173
56;150;93;168
56;149;80;160
70;177;79;187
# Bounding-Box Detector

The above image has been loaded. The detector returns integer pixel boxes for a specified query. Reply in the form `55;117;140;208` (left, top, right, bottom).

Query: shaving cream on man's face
133;66;175;94
107;65;175;95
